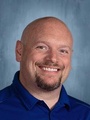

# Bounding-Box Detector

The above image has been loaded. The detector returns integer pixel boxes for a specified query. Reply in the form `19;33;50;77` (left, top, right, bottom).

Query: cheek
62;57;71;68
61;58;72;83
32;52;45;63
28;54;41;71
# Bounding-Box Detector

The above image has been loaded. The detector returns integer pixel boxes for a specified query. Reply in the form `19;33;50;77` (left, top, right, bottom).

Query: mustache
35;61;65;70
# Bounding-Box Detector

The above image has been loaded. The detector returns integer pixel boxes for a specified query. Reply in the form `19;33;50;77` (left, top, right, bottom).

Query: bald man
0;17;90;120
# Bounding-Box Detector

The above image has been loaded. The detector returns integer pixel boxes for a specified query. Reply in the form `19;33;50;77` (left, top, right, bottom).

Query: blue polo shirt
0;71;90;120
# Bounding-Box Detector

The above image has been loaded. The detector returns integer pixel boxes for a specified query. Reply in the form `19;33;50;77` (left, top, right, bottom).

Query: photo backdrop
0;0;90;104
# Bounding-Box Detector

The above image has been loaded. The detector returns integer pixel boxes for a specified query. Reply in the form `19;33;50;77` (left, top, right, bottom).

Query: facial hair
35;60;64;91
35;73;62;91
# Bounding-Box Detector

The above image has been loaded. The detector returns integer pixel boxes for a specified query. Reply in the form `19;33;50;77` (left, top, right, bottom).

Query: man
0;17;90;120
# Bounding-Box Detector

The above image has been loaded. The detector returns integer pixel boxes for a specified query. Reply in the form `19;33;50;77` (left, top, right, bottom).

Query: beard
35;73;62;91
35;60;64;91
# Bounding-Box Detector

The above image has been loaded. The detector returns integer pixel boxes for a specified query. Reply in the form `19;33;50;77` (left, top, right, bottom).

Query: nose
45;49;58;63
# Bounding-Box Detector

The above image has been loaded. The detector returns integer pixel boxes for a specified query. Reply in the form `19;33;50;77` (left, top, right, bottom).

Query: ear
15;40;23;62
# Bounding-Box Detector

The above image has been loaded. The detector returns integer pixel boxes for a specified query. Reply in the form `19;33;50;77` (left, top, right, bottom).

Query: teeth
42;67;58;71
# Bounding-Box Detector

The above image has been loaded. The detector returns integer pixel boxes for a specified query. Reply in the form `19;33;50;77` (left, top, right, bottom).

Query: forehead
36;36;72;48
31;28;72;48
23;19;73;48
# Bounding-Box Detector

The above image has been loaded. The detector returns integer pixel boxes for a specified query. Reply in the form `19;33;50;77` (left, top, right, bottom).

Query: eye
59;49;69;55
36;46;46;49
36;45;48;51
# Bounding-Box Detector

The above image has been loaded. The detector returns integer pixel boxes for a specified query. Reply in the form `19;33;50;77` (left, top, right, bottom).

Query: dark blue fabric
0;71;90;120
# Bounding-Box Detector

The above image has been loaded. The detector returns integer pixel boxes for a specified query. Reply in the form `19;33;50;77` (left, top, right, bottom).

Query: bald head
21;17;73;46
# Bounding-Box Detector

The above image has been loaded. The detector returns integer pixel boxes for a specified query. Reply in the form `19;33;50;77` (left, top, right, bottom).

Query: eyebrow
59;45;71;49
34;41;72;50
34;41;48;44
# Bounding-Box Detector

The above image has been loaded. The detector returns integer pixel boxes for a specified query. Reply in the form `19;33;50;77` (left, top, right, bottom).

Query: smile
38;66;60;72
42;67;58;71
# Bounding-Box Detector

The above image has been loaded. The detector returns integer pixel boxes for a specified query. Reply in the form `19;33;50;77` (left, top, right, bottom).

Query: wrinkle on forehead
21;17;73;47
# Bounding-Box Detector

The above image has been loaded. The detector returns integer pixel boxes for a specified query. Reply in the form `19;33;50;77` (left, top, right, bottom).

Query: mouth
38;66;60;72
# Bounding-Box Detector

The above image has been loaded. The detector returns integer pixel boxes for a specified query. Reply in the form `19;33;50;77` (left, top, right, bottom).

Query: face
16;20;73;91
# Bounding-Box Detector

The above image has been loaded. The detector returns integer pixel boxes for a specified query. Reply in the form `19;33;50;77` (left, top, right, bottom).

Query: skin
15;17;73;109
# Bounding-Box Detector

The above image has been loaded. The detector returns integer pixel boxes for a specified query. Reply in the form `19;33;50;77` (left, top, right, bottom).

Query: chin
35;73;61;91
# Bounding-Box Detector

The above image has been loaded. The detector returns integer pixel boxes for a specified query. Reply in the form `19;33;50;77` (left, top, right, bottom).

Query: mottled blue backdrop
0;0;90;104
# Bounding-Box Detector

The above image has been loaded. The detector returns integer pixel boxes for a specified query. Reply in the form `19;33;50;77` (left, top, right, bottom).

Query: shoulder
65;95;90;119
68;95;90;110
0;85;15;102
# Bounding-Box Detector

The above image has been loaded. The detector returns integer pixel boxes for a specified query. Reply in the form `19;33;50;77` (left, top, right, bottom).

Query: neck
28;85;62;109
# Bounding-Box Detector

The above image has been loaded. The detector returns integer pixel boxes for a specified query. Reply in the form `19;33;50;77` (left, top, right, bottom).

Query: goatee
35;73;62;91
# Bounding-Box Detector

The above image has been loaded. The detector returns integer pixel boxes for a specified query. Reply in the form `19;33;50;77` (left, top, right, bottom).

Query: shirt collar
11;71;39;110
58;85;71;110
11;71;71;111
